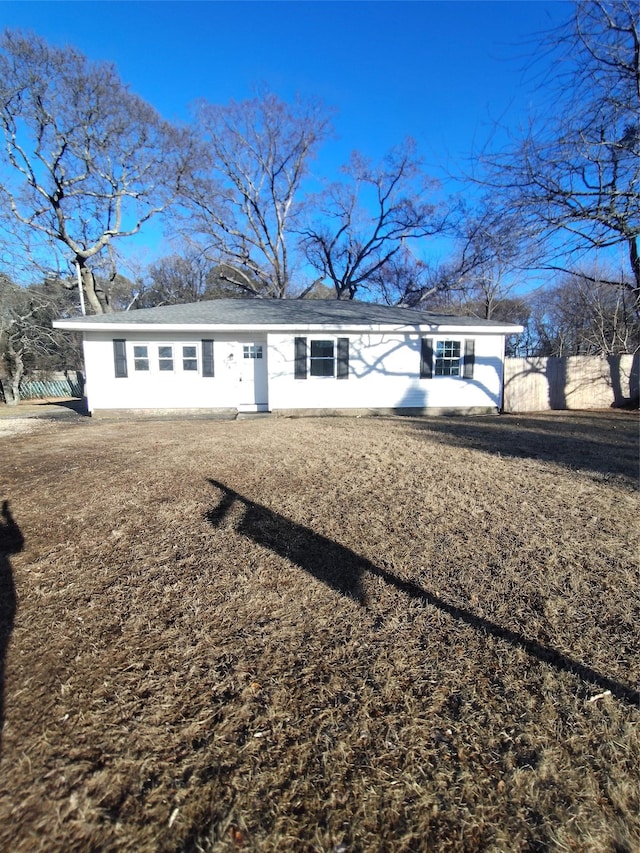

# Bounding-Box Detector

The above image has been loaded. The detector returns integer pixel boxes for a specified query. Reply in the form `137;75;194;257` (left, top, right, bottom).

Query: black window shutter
202;339;214;377
463;339;475;379
337;337;349;379
420;337;433;378
294;337;307;379
113;339;127;378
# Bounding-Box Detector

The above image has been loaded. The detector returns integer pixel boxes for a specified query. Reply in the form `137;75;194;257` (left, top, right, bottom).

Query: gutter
54;321;525;336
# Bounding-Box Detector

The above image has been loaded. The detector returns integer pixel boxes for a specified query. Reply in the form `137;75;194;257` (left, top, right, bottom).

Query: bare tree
0;275;77;404
530;273;640;356
131;255;268;308
442;203;536;319
368;248;437;307
373;200;532;323
136;251;213;308
182;92;332;299
479;1;640;308
300;140;443;300
0;30;190;314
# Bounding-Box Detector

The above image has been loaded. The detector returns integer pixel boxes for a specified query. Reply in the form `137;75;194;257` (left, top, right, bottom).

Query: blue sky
1;0;571;273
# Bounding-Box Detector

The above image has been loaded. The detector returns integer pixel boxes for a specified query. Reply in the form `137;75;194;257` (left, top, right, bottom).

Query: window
420;337;475;379
182;345;198;371
113;340;127;378
133;345;149;371
435;340;461;376
295;337;349;380
310;340;334;376
158;345;174;371
243;344;263;359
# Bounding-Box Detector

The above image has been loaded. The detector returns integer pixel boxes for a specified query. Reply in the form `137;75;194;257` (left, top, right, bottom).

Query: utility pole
75;261;86;316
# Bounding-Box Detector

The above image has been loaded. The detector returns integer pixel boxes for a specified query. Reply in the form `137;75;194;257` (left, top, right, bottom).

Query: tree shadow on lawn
401;412;639;484
0;500;21;753
206;480;639;707
33;398;89;416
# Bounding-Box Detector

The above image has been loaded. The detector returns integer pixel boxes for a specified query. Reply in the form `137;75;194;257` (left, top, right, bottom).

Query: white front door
238;342;269;411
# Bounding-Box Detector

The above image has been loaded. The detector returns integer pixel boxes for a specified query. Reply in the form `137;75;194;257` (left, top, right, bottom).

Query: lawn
0;410;638;852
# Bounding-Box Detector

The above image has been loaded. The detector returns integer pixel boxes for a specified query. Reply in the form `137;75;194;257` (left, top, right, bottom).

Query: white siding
83;332;256;412
82;329;506;413
267;332;504;411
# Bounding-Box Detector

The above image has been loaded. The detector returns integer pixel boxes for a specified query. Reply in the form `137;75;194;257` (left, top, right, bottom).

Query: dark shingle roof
58;299;521;329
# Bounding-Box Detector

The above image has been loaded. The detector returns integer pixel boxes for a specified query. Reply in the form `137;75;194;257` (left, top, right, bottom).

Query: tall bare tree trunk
79;261;112;315
3;345;24;405
629;236;640;313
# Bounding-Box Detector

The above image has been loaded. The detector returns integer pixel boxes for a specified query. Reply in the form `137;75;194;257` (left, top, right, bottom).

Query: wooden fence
503;355;639;412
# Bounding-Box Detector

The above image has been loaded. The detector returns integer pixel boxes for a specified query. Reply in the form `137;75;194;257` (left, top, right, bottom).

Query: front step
236;411;273;420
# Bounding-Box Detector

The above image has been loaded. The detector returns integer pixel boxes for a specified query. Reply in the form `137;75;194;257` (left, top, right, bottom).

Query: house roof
54;298;523;334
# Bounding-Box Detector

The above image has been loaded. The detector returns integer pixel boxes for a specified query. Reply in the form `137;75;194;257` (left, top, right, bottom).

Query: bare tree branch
181;91;332;298
300;140;445;300
0;30;193;313
476;1;640;309
0;274;80;403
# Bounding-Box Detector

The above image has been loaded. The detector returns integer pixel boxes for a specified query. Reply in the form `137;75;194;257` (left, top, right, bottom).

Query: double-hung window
182;345;198;371
310;340;335;376
420;338;475;379
435;340;461;376
295;337;349;380
133;345;150;371
158;346;174;371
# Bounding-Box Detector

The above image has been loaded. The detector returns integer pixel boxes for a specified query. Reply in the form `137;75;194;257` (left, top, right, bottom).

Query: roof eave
53;320;524;335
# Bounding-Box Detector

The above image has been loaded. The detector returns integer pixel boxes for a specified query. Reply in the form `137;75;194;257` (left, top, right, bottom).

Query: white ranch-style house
54;299;522;417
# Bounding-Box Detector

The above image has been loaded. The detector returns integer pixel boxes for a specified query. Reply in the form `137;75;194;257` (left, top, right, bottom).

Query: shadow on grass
206;479;639;707
33;398;89;416
0;500;21;753
402;412;639;484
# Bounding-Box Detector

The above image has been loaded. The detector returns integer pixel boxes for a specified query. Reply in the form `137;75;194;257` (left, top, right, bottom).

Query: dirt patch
0;412;638;852
0;418;50;437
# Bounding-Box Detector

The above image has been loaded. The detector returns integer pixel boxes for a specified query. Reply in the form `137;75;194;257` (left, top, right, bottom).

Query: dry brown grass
0;410;638;852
